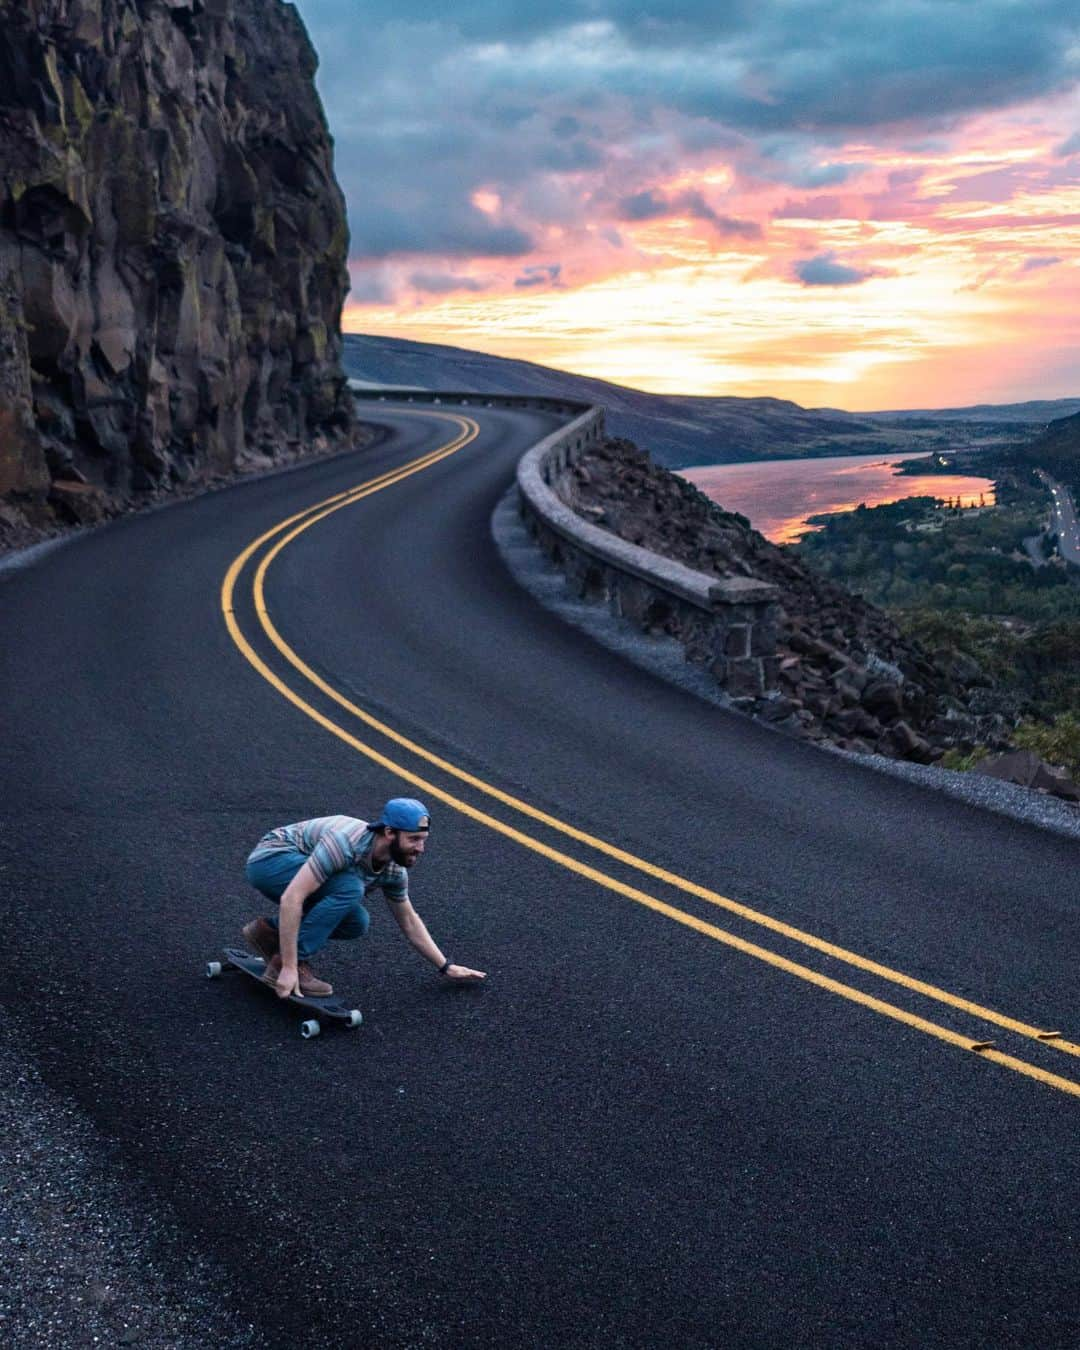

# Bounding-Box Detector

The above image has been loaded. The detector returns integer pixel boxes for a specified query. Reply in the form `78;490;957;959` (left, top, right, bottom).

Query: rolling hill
342;333;1073;469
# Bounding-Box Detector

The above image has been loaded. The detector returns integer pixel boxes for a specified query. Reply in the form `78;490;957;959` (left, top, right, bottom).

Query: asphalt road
2;403;1080;1348
1042;471;1080;564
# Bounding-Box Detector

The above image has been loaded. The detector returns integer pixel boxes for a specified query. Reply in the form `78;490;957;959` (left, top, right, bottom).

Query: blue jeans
245;849;370;960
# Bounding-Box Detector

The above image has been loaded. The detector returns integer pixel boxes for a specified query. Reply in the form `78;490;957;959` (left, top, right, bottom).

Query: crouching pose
242;797;485;999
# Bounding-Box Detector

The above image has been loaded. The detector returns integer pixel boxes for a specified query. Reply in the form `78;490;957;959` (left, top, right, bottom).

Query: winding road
2;402;1079;1347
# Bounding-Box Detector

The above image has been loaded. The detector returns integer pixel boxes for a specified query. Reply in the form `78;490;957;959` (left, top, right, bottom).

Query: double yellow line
222;411;1080;1099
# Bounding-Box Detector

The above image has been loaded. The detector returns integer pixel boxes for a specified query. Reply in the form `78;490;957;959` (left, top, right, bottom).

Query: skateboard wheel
206;961;222;978
300;1019;321;1039
347;1010;363;1028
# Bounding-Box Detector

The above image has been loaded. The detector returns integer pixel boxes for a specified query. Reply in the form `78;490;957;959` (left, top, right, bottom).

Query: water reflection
681;452;996;545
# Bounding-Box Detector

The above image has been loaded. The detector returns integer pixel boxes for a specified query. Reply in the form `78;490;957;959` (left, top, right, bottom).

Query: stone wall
0;0;354;529
515;412;781;698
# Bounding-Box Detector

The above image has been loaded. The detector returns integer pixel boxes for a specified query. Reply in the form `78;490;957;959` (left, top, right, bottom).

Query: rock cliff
0;0;354;538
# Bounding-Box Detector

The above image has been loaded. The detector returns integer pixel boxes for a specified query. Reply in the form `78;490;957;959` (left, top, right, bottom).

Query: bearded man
241;798;485;998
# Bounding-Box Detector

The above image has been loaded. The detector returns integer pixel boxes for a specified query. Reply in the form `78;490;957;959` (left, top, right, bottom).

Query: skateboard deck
206;947;362;1038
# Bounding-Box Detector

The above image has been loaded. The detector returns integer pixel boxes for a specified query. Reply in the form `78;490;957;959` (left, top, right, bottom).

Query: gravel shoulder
0;1009;256;1349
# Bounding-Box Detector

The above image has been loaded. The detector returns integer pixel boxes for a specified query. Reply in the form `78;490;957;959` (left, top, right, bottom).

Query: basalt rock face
560;438;1017;763
0;0;353;534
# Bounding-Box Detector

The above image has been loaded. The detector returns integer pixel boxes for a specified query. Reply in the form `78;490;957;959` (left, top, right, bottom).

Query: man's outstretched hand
275;964;303;999
444;964;486;982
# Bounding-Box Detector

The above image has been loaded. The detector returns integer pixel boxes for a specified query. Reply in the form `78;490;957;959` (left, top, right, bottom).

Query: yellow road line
230;420;1079;1064
220;415;1080;1099
222;412;478;616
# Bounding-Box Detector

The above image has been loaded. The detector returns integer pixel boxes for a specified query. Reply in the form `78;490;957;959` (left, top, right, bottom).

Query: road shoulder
0;1009;255;1348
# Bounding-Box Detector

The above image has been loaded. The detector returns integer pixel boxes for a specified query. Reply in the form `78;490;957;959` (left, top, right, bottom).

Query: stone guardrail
350;383;780;698
513;409;781;700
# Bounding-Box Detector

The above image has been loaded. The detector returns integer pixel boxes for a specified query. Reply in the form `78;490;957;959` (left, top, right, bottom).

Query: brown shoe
260;955;333;997
297;962;333;997
243;917;279;962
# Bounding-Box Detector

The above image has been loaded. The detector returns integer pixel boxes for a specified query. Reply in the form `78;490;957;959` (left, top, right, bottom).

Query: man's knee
246;851;305;903
332;899;370;941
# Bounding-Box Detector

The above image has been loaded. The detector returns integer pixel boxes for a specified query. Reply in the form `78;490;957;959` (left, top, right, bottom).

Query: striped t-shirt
248;816;409;902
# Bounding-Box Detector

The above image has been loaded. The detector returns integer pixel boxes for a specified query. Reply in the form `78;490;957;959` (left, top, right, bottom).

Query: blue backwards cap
376;797;431;831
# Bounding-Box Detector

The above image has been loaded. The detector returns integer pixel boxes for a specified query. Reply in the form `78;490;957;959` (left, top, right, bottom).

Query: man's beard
389;835;419;866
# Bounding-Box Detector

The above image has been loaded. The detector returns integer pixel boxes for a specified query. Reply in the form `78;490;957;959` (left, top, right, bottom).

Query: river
680;452;997;545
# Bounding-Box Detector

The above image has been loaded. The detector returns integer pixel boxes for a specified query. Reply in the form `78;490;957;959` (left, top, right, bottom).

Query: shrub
939;746;991;772
1013;714;1080;778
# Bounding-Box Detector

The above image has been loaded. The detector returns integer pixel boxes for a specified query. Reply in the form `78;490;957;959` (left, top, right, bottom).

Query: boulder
861;679;904;721
948;652;987;687
974;750;1080;802
757;695;800;723
880;720;935;763
47;479;109;525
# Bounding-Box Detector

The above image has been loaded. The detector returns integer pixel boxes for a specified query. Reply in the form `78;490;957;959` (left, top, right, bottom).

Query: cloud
348;194;536;261
617;187;761;237
292;0;1080;335
959;266;1004;293
618;189;671;221
773;194;850;221
747;140;870;188
536;139;605;171
793;252;877;286
409;271;491;294
347;266;397;304
1020;255;1063;273
295;1;1080;261
300;2;1080;136
789;161;867;189
514;263;563;288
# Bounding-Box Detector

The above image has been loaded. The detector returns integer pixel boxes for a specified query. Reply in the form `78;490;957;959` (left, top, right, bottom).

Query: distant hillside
1007;411;1080;491
868;400;1080;425
343;334;936;468
1021;410;1080;453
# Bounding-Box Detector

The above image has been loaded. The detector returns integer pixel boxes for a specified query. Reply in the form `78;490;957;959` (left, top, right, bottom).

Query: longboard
206;947;362;1039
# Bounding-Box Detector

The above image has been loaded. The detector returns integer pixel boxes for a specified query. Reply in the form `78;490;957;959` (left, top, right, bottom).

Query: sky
293;1;1080;410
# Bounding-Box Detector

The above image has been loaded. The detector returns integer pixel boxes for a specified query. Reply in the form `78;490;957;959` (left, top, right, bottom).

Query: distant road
1037;469;1080;563
3;402;1080;1346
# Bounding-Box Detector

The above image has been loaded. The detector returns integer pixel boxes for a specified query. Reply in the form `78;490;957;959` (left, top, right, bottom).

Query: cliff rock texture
0;0;354;537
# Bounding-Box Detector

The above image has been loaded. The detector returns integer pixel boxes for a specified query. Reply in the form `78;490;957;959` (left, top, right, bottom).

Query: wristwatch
437;958;451;975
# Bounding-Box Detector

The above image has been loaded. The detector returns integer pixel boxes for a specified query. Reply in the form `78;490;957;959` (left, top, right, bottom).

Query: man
242;797;485;998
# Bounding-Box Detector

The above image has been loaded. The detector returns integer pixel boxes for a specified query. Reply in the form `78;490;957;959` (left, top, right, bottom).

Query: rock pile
0;0;354;542
558;438;1017;762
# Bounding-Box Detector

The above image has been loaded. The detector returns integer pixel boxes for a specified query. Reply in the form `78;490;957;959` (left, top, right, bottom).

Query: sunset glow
298;2;1080;411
